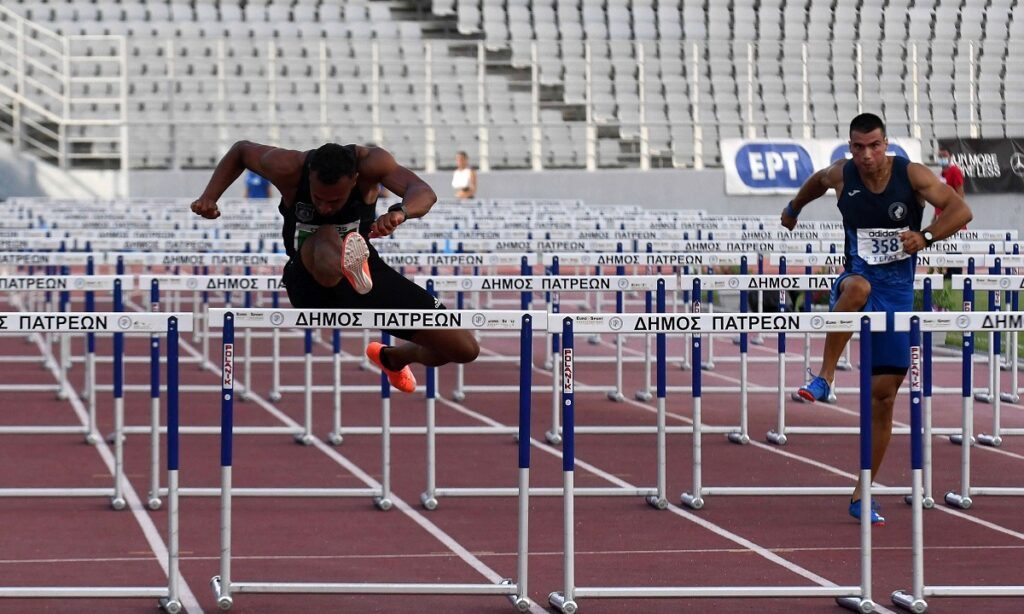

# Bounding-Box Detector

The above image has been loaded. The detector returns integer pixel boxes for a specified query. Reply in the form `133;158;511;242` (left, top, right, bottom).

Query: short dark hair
456;150;469;158
849;113;886;138
309;143;357;184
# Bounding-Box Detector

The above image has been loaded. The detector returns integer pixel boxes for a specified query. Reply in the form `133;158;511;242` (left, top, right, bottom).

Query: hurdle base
836;595;874;613
210;576;232;610
680;492;704;510
373;496;393;511
84;431;100;445
587;334;601;345
948;434;975;446
974;392;993;404
501;578;530;612
326;432;343;445
766;430;787;446
701;361;716;371
293;433;313;446
634;389;653;401
268;391;282;402
420;492;438;510
148;496;162;510
727;431;750;445
1000;392;1020;403
903;494;935;509
977;433;1002;447
545;430;562;445
891;590;928;613
944;492;972;509
646;494;668;510
159;596;183;614
451;390;467;401
548;591;578;614
606;390;625;402
836;359;853;371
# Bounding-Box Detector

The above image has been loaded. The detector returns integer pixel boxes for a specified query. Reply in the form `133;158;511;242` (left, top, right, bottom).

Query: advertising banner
936;138;1024;193
722;138;923;195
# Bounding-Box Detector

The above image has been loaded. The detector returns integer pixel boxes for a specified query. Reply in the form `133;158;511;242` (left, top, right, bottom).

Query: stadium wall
128;167;1022;232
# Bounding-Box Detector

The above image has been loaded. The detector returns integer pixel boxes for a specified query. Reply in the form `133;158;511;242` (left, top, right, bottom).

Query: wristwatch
921;230;935;247
387;202;408;222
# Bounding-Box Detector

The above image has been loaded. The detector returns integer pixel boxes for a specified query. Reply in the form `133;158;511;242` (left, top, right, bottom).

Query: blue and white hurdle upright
208;308;541;611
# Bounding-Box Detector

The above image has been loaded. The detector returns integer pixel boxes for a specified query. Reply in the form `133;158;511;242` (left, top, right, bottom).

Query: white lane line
33;336;204;614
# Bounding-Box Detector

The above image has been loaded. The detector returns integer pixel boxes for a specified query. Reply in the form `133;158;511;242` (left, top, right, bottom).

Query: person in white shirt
451;150;477;199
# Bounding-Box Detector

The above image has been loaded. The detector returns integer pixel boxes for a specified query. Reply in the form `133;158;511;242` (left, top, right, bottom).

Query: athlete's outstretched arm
365;148;438;238
190;141;293;219
900;163;974;254
781;161;845;230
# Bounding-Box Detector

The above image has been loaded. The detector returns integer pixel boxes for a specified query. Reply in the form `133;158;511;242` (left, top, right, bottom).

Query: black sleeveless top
278;146;375;258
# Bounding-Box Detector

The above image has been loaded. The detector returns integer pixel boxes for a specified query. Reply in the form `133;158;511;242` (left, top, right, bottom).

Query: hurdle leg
57;334;71;400
546;339;562;444
946;388;975;508
767;336;788;445
549;321;576;613
160;323;182;614
360;329;372;370
703;299;716;370
240;328;252;401
978;341;1003;446
421;367;438;510
212;316;235;610
85;346;99;444
327;334;343;445
269;328;282;401
973;333;995;404
923;396;935;508
728;347;751;444
1001;330;1019;403
296;331;314;445
374;396;393;510
681;323;704;509
607;334;625;402
837;341;853;371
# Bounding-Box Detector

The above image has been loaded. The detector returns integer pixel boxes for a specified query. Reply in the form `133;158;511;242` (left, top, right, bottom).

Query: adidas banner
722;138;923;195
937;138;1024;193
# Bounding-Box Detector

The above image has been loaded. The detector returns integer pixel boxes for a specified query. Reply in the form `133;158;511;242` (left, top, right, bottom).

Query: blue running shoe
849;499;885;525
798;374;831;403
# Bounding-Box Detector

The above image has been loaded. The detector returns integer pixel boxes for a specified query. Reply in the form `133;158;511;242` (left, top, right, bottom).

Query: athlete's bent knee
301;226;343;287
841;276;871;308
447;334;480;364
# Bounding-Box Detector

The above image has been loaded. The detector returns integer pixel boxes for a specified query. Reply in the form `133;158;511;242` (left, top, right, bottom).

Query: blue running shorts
830;271;913;374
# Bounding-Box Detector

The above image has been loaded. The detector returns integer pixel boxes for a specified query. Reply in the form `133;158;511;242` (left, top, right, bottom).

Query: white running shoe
341;232;373;294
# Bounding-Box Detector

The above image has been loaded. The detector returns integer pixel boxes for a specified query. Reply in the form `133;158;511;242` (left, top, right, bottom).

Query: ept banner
722;138;922;195
936;138;1024;193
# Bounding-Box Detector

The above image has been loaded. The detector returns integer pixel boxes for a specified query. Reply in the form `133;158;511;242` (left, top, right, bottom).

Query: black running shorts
281;246;444;341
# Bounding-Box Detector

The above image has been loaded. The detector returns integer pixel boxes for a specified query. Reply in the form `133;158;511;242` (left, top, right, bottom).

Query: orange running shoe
366;342;417;394
341;232;373;295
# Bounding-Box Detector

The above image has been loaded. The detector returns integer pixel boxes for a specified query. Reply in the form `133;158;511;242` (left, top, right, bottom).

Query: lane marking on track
33;335;204;614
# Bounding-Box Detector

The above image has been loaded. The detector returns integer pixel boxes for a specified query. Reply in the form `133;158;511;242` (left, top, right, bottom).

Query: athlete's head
848;113;888;172
455;150;470;169
308;143;358;215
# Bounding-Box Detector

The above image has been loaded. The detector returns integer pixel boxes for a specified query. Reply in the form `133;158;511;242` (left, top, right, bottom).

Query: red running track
0;317;1023;613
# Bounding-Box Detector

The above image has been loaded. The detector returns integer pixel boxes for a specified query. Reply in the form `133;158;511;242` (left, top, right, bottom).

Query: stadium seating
0;0;1017;171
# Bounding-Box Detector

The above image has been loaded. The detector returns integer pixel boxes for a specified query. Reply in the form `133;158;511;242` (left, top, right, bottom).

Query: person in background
245;169;273;199
451;150;477;200
932;147;967;229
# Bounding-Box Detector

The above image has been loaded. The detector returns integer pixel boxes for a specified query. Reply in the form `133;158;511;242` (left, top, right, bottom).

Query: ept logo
831;143;910;162
735;143;815;188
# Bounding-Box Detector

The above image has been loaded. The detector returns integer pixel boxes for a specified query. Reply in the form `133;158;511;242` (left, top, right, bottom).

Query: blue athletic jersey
838;157;923;286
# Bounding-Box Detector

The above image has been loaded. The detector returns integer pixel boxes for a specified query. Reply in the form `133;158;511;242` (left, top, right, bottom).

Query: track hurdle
892;313;1024;612
0;313;188;612
0;275;134;445
547;311;880;613
950;273;1024;448
209;308;536;611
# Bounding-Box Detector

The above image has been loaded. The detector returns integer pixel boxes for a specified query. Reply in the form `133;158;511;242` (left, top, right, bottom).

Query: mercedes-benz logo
73;278;85;289
117;316;133;330
1010;152;1024;177
618;278;630;290
187;278;198;289
580;255;591;265
609;316;623;331
472;313;486;327
1000;277;1011;289
269;311;284;326
461;279;473;290
956;314;971;329
811;315;824;330
808;255;819;265
728;277;740;289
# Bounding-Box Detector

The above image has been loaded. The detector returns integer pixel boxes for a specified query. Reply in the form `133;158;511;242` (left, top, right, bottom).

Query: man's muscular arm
364;148;438;238
900;163;973;254
190;141;296;219
781;161;844;230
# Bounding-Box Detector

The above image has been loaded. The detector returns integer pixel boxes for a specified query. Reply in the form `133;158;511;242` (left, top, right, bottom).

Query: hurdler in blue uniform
780;113;972;525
